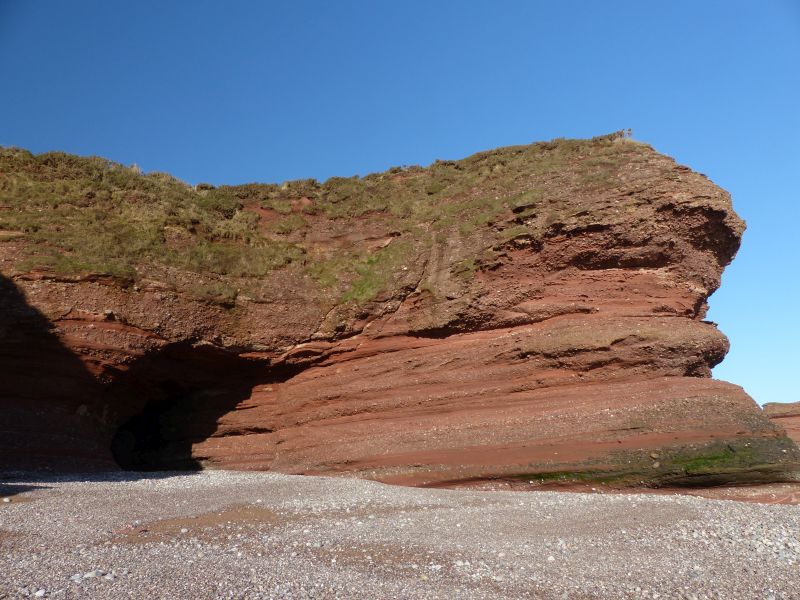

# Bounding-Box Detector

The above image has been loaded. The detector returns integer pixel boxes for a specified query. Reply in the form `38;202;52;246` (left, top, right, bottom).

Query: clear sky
1;1;798;404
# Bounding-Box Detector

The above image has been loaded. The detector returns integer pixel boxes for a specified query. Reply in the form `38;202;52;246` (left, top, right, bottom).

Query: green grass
0;149;301;281
269;213;308;235
452;258;478;281
340;239;414;304
0;131;653;304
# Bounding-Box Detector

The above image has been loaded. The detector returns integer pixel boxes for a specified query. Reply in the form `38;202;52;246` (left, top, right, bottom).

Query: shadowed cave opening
110;342;301;471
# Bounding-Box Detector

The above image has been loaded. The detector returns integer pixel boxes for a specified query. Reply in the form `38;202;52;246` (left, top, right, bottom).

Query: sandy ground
1;471;798;599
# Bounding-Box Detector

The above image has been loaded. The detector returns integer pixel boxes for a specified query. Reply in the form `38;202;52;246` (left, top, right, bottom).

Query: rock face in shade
764;402;800;446
1;133;798;485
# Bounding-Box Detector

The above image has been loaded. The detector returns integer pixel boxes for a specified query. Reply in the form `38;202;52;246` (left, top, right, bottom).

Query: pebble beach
1;471;799;599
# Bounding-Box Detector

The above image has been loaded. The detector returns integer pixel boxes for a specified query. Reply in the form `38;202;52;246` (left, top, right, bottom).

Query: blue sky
1;1;798;404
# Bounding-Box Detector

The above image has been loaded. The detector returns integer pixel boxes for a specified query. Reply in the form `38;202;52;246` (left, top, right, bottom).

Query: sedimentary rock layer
1;133;797;484
764;402;800;446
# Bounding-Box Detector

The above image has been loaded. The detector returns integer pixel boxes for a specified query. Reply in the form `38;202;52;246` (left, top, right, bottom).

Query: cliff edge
1;132;797;486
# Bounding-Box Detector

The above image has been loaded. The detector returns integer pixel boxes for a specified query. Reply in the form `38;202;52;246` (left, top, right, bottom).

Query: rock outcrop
1;133;798;486
764;402;800;446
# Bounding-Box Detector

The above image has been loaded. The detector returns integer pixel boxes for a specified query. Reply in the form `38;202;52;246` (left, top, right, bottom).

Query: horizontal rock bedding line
1;134;797;485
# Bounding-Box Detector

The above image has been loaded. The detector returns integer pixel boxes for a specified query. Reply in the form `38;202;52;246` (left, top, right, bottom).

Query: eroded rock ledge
764;402;800;447
1;133;798;486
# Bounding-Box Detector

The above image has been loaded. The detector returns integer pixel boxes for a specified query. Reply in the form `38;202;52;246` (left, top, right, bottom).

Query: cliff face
764;402;800;446
1;133;797;485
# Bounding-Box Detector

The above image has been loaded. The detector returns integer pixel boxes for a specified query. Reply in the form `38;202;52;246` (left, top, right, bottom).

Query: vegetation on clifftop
0;132;651;302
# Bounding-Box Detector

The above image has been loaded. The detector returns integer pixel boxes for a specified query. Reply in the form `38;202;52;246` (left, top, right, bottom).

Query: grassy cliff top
0;132;673;305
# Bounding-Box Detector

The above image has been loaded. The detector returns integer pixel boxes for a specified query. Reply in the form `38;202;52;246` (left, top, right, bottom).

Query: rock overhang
0;132;797;485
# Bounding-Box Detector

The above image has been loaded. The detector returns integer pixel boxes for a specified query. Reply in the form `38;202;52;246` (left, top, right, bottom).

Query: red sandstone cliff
1;133;797;486
764;402;800;447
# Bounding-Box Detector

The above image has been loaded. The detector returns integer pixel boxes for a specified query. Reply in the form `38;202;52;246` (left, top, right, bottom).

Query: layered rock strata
1;133;798;485
764;402;800;446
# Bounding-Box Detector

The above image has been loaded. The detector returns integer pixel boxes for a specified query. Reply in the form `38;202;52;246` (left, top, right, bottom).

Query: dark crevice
408;325;467;339
109;344;304;471
567;247;673;270
656;204;740;267
543;222;612;239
